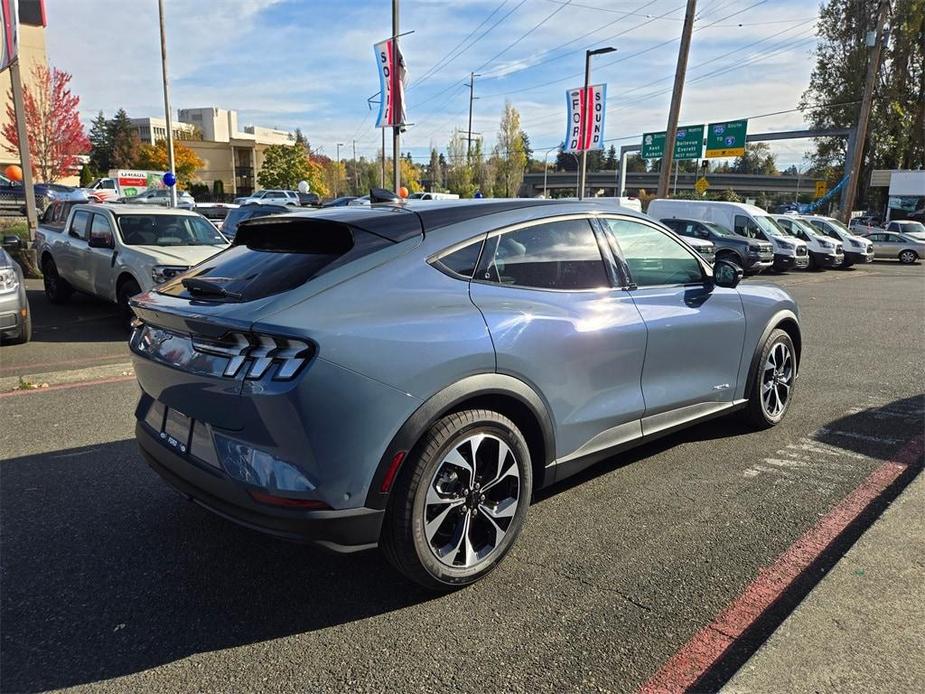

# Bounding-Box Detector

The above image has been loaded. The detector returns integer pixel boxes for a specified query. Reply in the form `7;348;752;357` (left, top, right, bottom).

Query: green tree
78;164;94;186
492;102;527;197
446;128;475;197
258;143;316;189
428;147;443;190
135;139;204;188
87;111;111;174
471;137;494;196
604;144;617;169
730;142;778;175
108;109;140;169
801;0;924;207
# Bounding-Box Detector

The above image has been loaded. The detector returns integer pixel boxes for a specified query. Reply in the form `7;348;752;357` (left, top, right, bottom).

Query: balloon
399;186;409;199
474;190;484;198
162;171;177;187
297;180;310;194
4;165;23;182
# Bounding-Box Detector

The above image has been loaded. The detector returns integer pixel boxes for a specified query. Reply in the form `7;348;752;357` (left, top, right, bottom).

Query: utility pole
656;0;697;199
9;60;38;239
392;0;401;194
352;139;358;194
466;71;480;162
158;0;177;207
381;128;386;188
579;47;615;200
839;0;889;222
335;142;344;198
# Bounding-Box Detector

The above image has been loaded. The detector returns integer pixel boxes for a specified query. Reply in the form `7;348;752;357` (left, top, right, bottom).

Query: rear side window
476;218;609;290
69;210;91;240
434;239;483;278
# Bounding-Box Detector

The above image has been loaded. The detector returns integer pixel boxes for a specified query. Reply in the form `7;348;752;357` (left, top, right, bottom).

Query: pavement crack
516;557;653;612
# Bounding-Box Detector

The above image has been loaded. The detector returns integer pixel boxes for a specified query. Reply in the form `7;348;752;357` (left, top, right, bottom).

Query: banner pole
392;0;401;194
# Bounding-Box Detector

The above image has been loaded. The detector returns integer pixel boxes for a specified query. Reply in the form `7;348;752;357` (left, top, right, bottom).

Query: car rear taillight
248;490;331;509
191;331;313;380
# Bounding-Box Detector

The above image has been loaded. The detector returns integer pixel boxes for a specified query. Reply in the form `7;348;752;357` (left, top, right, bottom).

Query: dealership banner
0;0;18;72
564;83;607;153
374;38;406;128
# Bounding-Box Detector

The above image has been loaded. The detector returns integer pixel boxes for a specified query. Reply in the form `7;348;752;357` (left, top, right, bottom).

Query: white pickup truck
35;204;228;326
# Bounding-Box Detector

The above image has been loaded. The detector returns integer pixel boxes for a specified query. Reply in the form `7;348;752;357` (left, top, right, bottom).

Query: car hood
128;244;228;265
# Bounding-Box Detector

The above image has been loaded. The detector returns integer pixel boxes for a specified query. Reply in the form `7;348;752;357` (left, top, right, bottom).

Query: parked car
297;191;322;206
129;199;801;589
772;215;843;269
220;203;292;239
0;176;89;214
117;188;196;209
35;204;229;325
882;220;925;241
0;237;31;344
644;199;808;271
801;215;874;267
860;230;925;264
194;202;239;230
656;216;773;274
348;195;372;206
322;196;358;207
234;190;300;206
409;192;461;201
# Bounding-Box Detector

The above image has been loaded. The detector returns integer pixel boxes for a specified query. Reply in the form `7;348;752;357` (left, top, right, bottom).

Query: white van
409;192;460;200
772;214;843;269
647;199;809;271
801;215;874;267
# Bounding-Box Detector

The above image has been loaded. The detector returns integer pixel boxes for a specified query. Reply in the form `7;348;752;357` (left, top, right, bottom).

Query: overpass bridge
519;171;813;197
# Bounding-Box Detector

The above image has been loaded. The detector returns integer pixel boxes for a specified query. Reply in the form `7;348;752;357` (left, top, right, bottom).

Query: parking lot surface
1;262;923;692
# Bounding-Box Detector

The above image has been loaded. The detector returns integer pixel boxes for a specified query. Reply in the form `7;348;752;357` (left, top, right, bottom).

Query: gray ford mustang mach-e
130;198;801;589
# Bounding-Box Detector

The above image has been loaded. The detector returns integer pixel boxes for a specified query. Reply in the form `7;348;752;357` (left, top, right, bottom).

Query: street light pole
542;145;559;198
157;0;177;208
579;47;616;200
335;142;344;198
352;139;358;194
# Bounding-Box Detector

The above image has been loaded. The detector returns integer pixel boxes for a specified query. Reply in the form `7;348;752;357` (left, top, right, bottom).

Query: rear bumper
136;422;384;551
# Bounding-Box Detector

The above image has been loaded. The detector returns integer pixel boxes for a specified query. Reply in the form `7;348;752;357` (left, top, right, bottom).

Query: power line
472;0;574;74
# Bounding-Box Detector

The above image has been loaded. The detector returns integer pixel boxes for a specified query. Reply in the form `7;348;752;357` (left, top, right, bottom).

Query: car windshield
117;214;227;246
703;222;735;236
821;218;851;235
754;215;785;237
791;218;823;240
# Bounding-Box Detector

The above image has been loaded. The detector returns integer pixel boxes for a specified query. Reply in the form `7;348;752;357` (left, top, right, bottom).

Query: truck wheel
381;409;532;590
117;279;142;331
43;257;73;304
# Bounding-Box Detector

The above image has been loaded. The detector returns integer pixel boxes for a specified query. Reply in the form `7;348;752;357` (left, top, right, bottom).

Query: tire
117;279;142;331
716;250;741;267
381;409;533;590
899;250;918;264
744;328;796;429
42;257;72;304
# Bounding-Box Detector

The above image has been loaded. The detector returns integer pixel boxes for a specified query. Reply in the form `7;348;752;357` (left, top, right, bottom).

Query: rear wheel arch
366;374;555;510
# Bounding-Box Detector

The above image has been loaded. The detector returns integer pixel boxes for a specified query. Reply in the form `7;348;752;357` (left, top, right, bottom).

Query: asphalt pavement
1;261;923;693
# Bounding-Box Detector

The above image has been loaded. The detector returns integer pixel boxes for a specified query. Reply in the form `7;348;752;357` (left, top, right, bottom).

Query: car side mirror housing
88;231;115;249
713;258;743;288
2;234;23;251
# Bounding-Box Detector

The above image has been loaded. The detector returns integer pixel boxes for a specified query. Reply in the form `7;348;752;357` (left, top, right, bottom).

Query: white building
130;117;198;145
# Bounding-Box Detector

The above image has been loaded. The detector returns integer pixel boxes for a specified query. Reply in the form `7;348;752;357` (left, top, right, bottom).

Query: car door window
90;213;114;243
69;210;91;240
734;215;762;239
604;218;704;287
476;218;609;290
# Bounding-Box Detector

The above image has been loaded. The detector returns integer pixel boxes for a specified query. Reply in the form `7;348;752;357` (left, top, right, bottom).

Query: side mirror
2;234;23;251
88;231;115;249
713;258;743;288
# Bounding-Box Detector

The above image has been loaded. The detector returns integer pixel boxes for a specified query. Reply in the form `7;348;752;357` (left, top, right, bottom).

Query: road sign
814;180;828;198
640;124;705;160
705;119;748;157
694;176;710;196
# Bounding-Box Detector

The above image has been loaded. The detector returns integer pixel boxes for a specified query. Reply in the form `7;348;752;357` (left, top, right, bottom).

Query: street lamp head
588;46;617;57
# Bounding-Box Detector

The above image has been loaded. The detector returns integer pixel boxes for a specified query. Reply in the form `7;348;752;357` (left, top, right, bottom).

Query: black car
322;196;357;207
220;203;291;238
660;218;774;274
298;191;322;206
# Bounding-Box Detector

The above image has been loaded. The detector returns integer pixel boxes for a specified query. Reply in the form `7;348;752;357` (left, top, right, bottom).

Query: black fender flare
365;373;556;509
744;309;801;399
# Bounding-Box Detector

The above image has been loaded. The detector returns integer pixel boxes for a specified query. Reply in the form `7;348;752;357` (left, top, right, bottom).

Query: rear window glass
156;218;388;303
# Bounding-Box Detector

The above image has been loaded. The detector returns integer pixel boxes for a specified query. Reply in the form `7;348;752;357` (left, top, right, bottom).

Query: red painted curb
640;434;924;694
0;375;136;398
0;354;129;376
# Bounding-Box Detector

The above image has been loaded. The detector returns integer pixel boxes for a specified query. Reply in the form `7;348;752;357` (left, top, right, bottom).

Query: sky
45;0;821;168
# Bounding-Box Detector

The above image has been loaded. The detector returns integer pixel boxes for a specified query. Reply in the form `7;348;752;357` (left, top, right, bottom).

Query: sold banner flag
0;0;18;72
374;37;407;128
564;84;607;153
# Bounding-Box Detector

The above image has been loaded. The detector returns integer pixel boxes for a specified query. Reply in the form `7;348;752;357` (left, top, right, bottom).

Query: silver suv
130;199;801;589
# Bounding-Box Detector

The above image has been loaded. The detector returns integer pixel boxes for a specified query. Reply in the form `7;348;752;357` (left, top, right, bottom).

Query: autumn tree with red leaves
2;65;90;183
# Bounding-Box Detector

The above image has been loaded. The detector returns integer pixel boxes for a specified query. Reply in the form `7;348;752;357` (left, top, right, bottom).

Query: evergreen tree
604;144;617;169
88;111;112;174
428;147;443;190
108;109;140;169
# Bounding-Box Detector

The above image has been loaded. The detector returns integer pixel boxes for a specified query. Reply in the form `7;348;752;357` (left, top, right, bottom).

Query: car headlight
0;267;19;293
151;265;189;284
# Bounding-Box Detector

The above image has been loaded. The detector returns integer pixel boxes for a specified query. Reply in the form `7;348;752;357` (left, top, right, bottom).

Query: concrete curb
0;361;134;392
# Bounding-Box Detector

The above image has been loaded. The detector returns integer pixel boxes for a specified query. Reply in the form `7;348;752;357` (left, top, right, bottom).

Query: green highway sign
706;119;748;158
640;124;705;160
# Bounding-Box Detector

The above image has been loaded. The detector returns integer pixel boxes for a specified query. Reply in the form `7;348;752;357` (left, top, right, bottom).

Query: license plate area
163;408;192;454
142;398;222;468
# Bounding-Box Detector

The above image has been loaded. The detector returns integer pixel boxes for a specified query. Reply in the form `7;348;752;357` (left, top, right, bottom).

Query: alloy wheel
761;342;793;418
423;433;521;569
899;250;916;264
